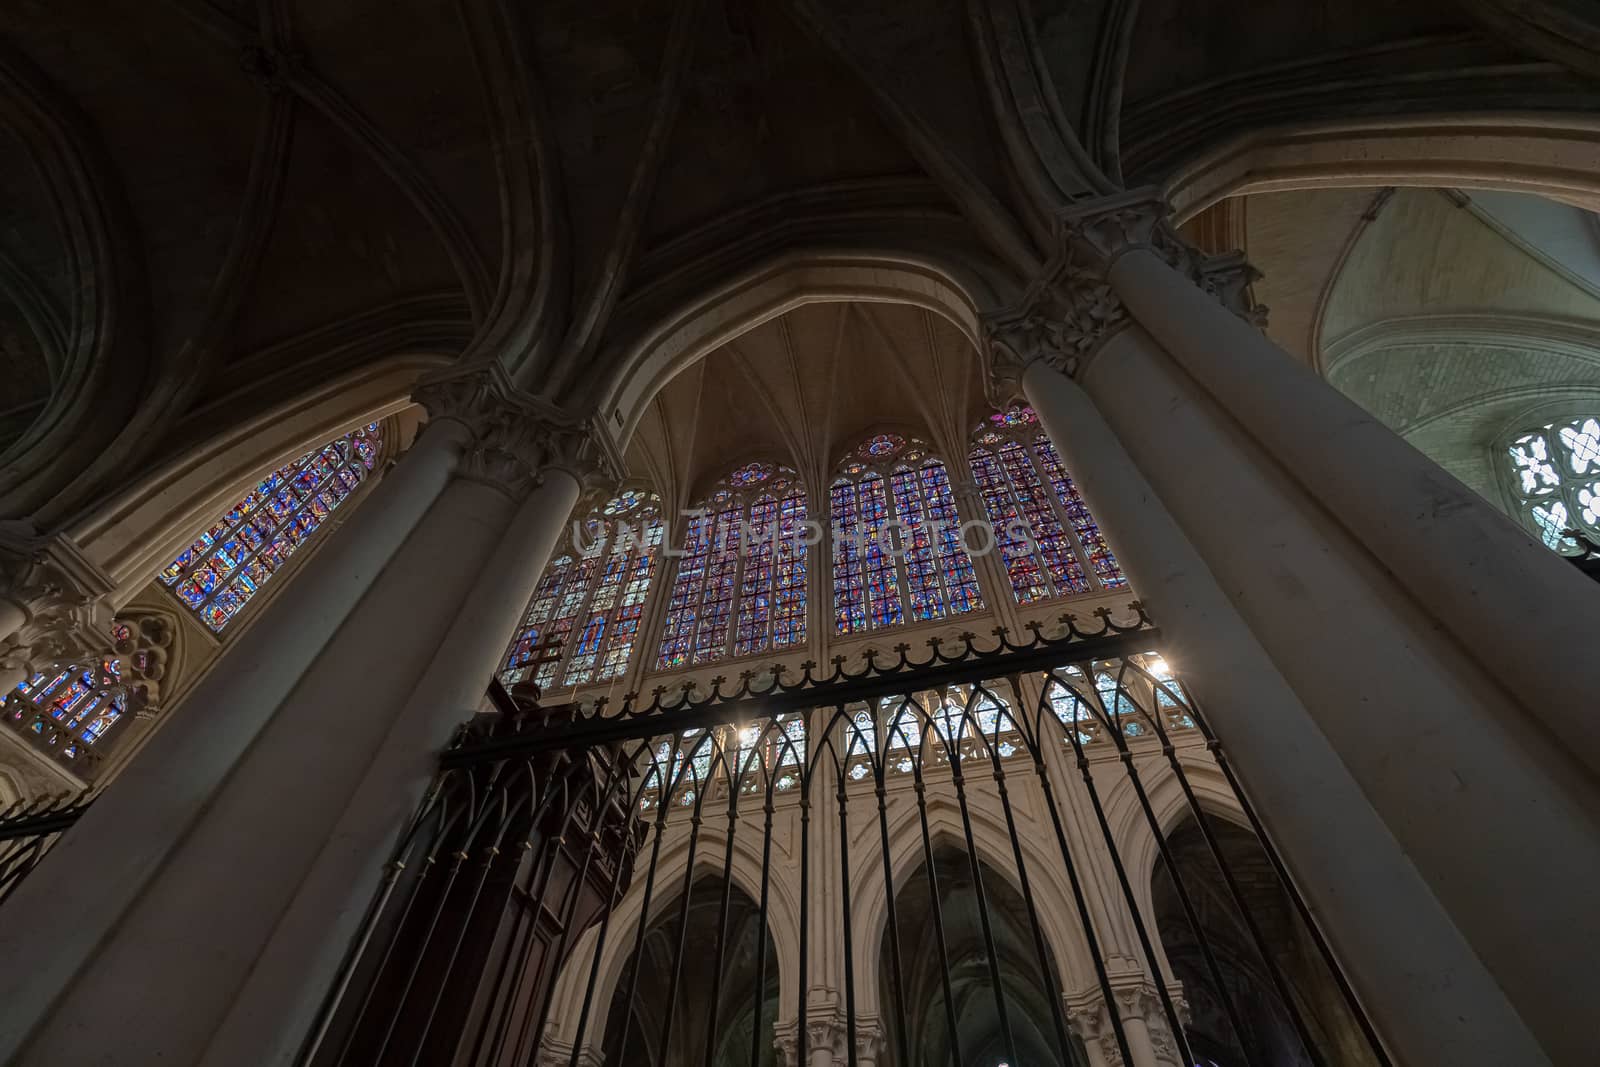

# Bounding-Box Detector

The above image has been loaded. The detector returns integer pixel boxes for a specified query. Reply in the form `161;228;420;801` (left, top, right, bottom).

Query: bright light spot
1148;656;1170;676
738;725;760;747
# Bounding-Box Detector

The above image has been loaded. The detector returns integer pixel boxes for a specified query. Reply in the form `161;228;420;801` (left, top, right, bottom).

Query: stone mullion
723;501;752;662
627;549;678;692
578;530;650;689
587;536;639;684
949;452;1024;634
878;472;916;633
545;544;608;691
1020;432;1105;595
811;489;832;668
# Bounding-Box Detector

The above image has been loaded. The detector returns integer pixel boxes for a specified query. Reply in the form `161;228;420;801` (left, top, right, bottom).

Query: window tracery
1504;414;1600;554
158;423;384;632
656;462;809;670
5;658;127;760
969;406;1125;603
501;490;665;691
830;433;983;635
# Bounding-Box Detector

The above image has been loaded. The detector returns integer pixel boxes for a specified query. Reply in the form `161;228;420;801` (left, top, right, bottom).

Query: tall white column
0;416;467;1065
1091;199;1600;778
1019;356;1549;1066
200;467;582;1065
0;365;621;1066
1068;325;1600;1063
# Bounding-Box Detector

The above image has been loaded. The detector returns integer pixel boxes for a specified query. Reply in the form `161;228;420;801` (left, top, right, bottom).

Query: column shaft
199;470;581;1065
0;421;468;1064
15;468;516;1065
1077;326;1600;1062
1111;246;1600;776
1021;358;1548;1065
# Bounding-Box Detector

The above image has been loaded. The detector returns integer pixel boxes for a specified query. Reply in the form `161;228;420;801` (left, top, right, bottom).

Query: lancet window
969;406;1125;603
158;423;384;632
501;489;665;691
1504;414;1600;553
656;462;808;670
830;433;983;635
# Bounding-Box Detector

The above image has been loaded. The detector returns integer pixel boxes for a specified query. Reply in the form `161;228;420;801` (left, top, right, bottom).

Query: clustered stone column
772;992;881;1067
0;362;620;1067
983;189;1597;1065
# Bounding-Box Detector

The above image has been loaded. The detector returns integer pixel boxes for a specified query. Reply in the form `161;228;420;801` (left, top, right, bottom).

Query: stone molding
415;363;626;500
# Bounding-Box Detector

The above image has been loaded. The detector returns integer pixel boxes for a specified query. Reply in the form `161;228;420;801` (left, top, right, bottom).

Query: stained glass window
4;659;129;759
158;423;384;632
831;433;983;635
1504;415;1600;555
501;490;665;691
970;406;1125;603
657;463;809;669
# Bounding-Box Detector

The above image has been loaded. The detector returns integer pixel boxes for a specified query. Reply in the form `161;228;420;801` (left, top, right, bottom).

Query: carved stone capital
415;364;626;500
1060;188;1269;327
773;989;853;1067
1065;967;1189;1067
0;528;117;685
981;265;1128;402
1058;187;1175;273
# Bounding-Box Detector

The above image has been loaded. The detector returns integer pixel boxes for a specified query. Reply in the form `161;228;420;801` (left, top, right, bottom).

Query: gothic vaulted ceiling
3;0;1597;530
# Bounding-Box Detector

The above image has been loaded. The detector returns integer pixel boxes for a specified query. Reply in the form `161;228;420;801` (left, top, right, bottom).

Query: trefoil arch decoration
830;433;983;636
156;423;386;632
969;405;1126;603
1502;413;1600;554
502;488;666;691
656;461;809;670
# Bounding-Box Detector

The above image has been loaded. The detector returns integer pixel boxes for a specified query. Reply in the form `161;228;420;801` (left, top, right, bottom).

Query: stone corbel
1200;250;1270;330
415;363;627;501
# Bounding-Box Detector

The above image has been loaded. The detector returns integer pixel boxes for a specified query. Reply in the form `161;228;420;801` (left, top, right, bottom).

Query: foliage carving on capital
1059;189;1270;330
0;528;117;686
982;265;1127;402
1065;971;1190;1067
1058;187;1174;272
415;365;626;499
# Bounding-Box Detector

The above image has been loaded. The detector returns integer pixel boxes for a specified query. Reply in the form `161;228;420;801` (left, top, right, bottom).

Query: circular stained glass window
863;433;905;457
603;489;647;515
727;461;773;486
